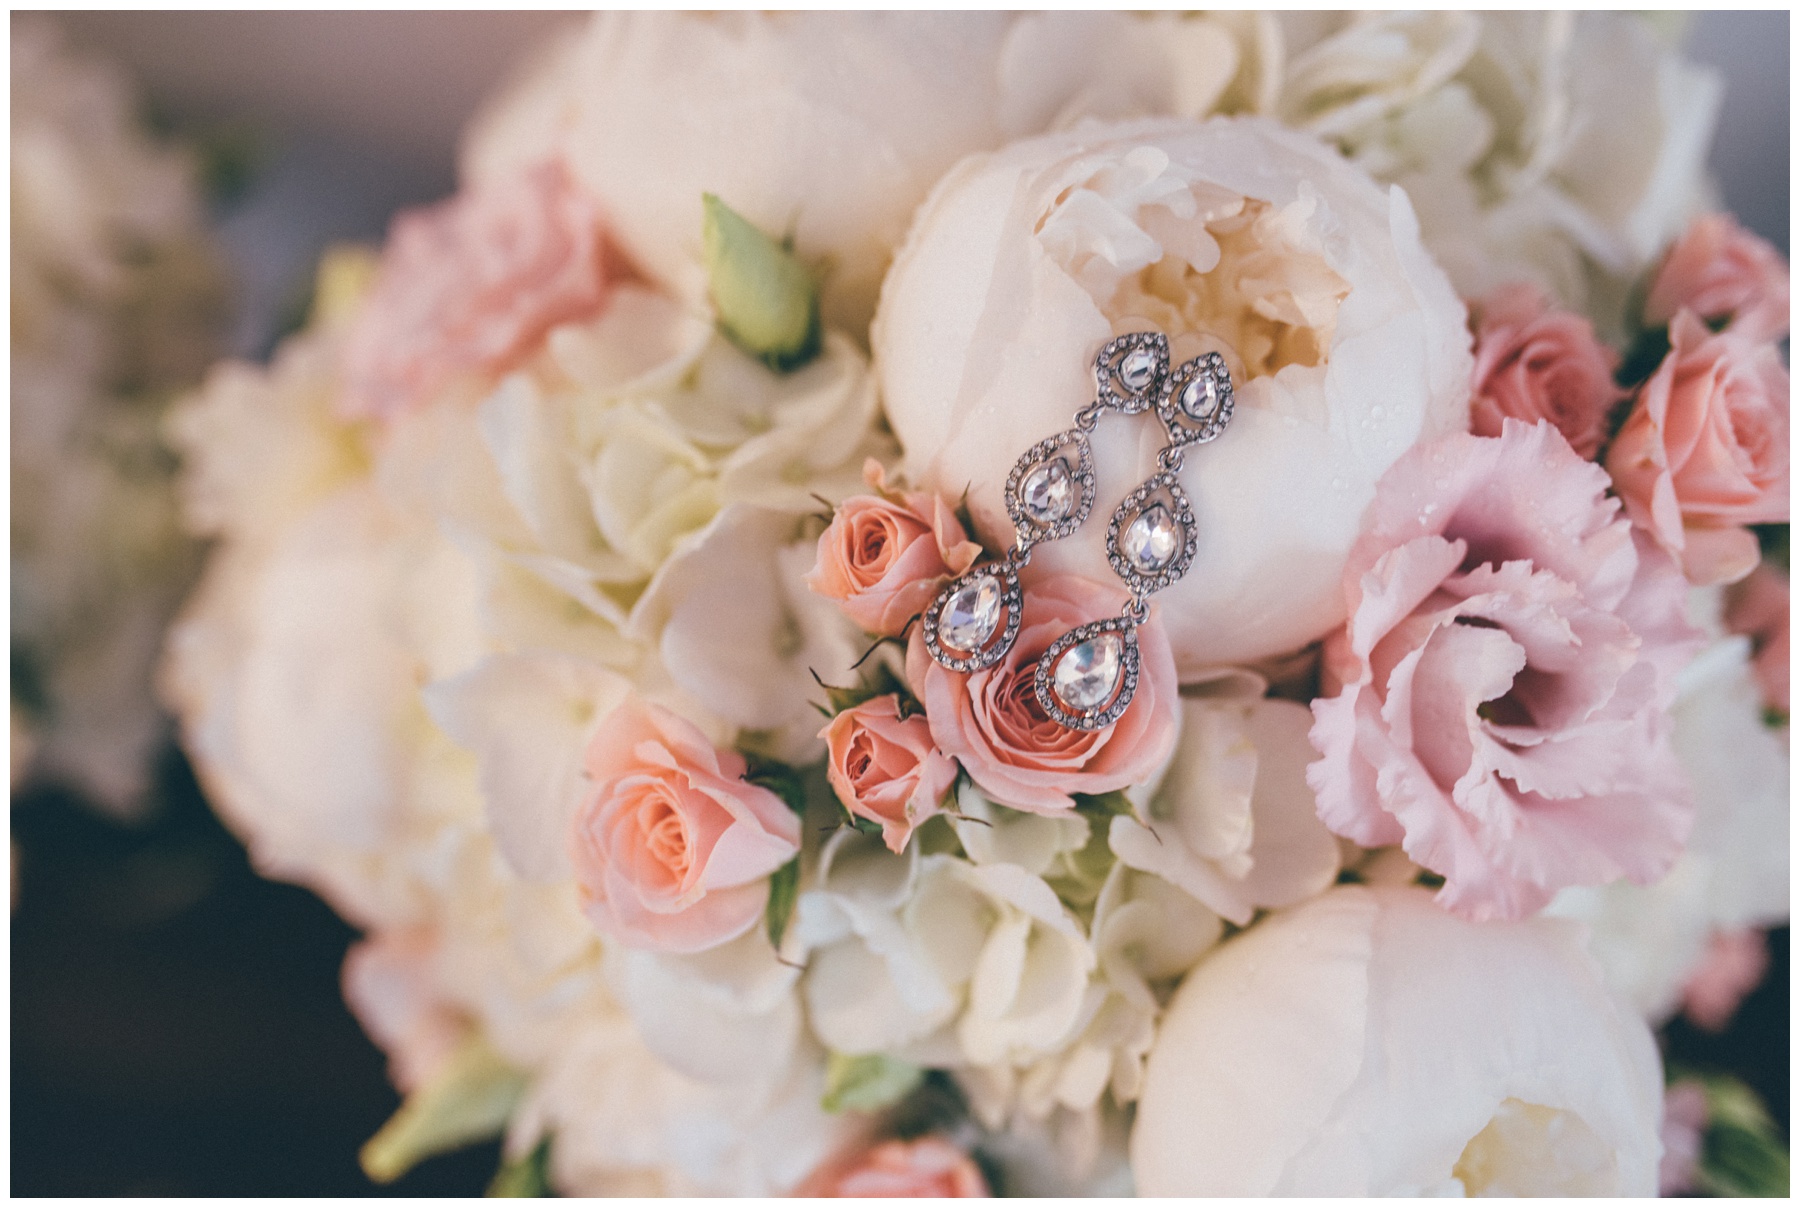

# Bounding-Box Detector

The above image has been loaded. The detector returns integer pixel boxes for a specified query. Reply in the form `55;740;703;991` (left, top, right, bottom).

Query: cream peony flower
1133;885;1663;1195
491;12;1250;335
875;116;1471;671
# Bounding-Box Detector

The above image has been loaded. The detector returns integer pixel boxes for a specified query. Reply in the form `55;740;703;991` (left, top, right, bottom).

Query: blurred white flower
875;115;1471;670
480;12;1254;334
12;18;225;817
1133;885;1663;1195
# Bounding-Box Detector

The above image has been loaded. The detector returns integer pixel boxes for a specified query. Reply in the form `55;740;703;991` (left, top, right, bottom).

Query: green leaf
766;856;802;950
488;1139;554;1197
702;193;821;372
1696;1075;1790;1198
821;1052;924;1115
742;753;809;816
360;1036;529;1184
1073;790;1136;820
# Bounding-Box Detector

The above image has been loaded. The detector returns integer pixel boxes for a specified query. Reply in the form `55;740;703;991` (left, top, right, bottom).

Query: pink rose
570;696;800;953
1679;928;1770;1033
1724;561;1790;714
822;695;958;854
906;574;1178;814
1467;283;1623;459
806;460;982;637
1308;420;1703;922
339;159;625;420
1644;212;1790;344
1605;311;1790;586
342;929;466;1094
795;1137;990;1198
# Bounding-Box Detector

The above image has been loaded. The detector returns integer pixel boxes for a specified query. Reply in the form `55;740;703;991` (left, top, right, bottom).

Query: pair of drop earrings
920;331;1236;730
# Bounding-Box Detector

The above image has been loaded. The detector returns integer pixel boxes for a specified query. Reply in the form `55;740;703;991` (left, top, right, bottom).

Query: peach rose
1467;283;1623;459
821;695;958;854
339;159;625;420
570;695;800;953
1724;560;1789;714
1644;213;1790;344
1606;311;1790;586
806;460;982;637
796;1137;989;1198
905;573;1178;814
1309;420;1703;922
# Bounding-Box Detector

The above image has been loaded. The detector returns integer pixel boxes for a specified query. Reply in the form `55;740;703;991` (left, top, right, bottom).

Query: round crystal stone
940;574;1002;656
1124;503;1180;572
1119;347;1158;392
1053;632;1124;713
1180;373;1221;419
1021;457;1074;524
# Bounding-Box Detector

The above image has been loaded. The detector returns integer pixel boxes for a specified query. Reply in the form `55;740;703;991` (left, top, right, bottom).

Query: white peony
1133;885;1663;1195
497;12;1249;334
875;116;1472;671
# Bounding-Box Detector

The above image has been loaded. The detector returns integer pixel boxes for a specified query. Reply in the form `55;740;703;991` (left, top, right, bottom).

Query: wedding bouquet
12;17;226;817
163;12;1788;1196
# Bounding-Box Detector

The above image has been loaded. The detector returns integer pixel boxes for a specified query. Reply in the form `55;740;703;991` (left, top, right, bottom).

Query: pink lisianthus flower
821;695;957;854
805;460;982;637
570;696;800;953
339;159;626;420
1308;420;1703;922
795;1137;990;1198
1679;928;1770;1033
905;574;1177;814
1644;212;1790;344
1466;283;1623;459
1724;561;1790;715
1605;311;1790;587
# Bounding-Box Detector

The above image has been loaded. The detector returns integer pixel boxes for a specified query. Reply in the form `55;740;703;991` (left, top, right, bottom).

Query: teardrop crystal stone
1021;457;1074;524
1180;373;1220;419
940;574;1002;656
1124;503;1180;572
1119;347;1158;392
1053;632;1124;712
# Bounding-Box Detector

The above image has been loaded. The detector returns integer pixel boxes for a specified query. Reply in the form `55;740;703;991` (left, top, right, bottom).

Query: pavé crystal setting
1033;617;1141;730
1094;331;1171;414
1004;430;1096;543
922;562;1022;672
1106;471;1198;597
1157;351;1234;447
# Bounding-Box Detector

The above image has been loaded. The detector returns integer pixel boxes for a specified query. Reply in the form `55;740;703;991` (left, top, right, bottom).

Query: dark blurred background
11;9;1791;1196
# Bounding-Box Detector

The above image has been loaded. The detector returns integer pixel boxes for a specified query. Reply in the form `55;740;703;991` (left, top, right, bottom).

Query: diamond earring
922;332;1170;672
1032;351;1235;730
